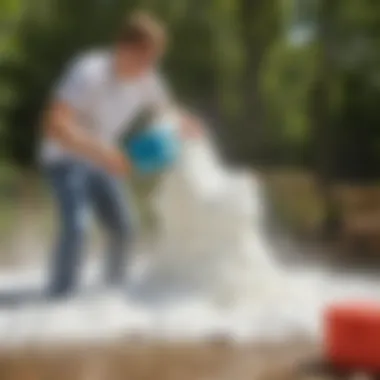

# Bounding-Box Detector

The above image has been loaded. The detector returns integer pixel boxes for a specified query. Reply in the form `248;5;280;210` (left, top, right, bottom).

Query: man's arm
44;55;130;175
43;101;129;175
176;107;204;138
148;73;204;137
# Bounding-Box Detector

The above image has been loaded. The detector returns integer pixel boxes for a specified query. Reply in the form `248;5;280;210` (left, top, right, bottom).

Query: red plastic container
324;301;380;371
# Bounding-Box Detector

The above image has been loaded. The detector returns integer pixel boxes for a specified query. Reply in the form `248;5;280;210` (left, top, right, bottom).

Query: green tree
237;0;281;162
260;41;317;165
0;0;149;166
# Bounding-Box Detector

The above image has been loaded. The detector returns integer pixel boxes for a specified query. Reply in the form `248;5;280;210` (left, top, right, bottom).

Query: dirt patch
0;339;319;380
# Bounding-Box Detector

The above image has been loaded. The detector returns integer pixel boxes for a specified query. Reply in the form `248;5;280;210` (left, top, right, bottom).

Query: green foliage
0;0;147;165
0;0;379;183
261;41;317;161
0;0;282;166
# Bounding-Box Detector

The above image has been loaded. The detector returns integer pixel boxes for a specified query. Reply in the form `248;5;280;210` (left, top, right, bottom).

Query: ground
0;168;377;379
0;339;318;380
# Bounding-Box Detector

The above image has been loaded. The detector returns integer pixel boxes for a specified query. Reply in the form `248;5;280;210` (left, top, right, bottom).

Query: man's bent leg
45;162;89;298
89;169;138;287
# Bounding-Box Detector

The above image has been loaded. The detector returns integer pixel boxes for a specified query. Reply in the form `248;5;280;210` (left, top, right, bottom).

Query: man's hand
179;111;204;138
44;101;131;177
102;148;131;177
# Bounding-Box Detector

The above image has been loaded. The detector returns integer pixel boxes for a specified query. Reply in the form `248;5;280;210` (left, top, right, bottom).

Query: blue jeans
44;161;137;297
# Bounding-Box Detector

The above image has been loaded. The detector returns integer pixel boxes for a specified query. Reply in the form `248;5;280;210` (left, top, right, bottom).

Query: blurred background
1;0;380;265
0;0;380;378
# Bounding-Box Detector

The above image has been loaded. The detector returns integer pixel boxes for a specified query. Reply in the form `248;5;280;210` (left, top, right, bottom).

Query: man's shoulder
69;49;111;79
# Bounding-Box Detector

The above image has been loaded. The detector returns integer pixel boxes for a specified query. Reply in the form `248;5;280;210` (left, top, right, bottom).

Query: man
40;12;201;298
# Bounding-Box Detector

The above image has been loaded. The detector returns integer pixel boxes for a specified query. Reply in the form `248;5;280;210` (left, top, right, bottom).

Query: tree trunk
238;0;280;163
310;0;342;239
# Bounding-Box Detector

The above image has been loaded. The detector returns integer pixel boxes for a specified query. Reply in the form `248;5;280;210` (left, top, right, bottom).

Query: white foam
0;135;379;348
0;264;379;348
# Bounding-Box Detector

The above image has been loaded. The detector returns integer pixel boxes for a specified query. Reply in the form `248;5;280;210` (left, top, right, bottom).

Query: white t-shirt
39;50;170;164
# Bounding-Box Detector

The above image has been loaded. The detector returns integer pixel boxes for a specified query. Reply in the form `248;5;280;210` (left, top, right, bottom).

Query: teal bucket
126;124;180;174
